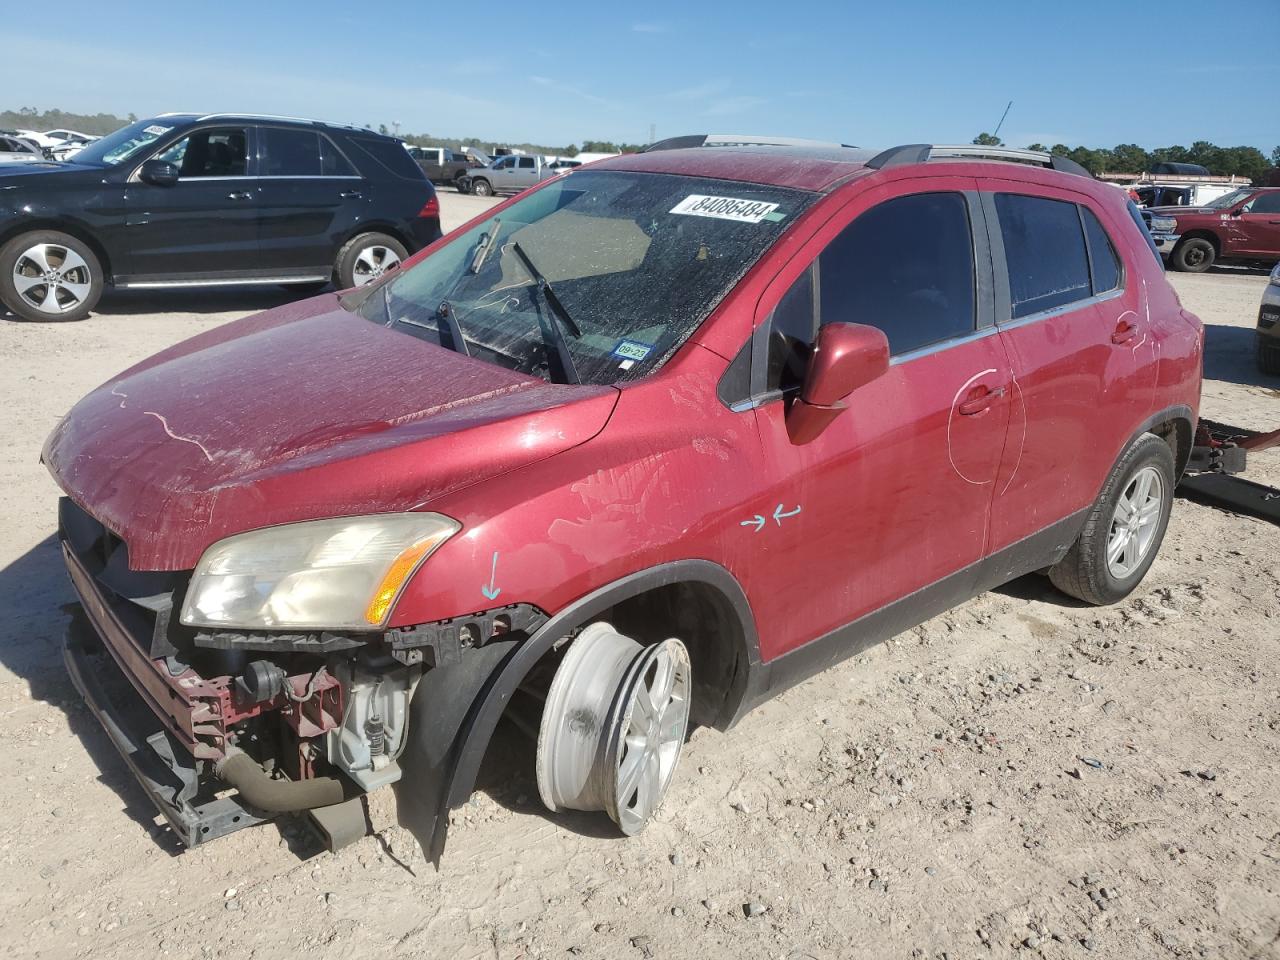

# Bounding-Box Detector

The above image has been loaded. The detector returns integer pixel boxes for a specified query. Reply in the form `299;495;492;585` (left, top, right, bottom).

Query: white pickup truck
460;154;562;196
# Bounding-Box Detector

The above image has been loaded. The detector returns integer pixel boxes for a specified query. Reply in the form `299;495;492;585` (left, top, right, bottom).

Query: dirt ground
1;194;1277;960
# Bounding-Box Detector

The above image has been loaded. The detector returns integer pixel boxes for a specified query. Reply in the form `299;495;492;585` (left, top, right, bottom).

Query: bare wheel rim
11;243;92;313
351;244;400;285
536;624;690;836
608;638;690;835
1106;465;1164;579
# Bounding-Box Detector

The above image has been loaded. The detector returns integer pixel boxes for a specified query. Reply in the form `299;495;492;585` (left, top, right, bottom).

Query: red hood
44;296;617;570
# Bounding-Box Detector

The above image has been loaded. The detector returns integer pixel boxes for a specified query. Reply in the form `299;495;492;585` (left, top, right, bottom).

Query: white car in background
0;134;45;164
14;129;59;150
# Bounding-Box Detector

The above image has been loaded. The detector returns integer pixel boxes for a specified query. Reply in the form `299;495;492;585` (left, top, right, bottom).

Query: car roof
155;113;401;141
590;145;878;193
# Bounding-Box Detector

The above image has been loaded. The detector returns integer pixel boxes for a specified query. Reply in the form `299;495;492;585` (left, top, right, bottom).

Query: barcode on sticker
670;195;781;224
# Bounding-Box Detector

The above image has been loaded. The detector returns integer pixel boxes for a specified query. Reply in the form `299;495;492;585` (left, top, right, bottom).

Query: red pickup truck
1150;186;1280;272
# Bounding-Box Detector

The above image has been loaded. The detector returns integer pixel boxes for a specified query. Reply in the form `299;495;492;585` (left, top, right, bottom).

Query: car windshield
72;119;184;167
1205;188;1252;210
354;170;816;385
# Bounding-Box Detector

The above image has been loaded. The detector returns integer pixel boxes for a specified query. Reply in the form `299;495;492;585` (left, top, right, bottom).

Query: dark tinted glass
766;267;817;392
519;156;535;168
262;128;321;176
996;193;1091;318
319;136;356;176
1081;207;1121;294
818;192;975;355
347;137;426;180
1251;192;1280;214
159;128;247;177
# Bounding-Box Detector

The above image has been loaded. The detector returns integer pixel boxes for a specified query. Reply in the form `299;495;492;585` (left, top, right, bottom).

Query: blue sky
9;0;1277;151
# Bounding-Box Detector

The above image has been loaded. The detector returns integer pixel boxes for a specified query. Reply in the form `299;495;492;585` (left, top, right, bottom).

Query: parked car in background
459;153;561;196
1258;261;1280;374
0;134;46;164
44;128;98;145
407;146;481;188
14;129;59;150
0;113;442;322
1149;186;1280;272
1130;181;1246;208
46;140;1200;861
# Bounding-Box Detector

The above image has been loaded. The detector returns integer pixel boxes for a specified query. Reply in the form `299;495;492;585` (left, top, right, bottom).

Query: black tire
333;233;408;290
453;173;469;192
1048;433;1176;606
1170;237;1215;273
1258;336;1280;376
471;178;493;197
0;230;103;322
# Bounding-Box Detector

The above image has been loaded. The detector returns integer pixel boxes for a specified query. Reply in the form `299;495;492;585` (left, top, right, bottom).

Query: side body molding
394;559;761;863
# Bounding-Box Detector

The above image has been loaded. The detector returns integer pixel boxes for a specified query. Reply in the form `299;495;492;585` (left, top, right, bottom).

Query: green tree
1025;143;1047;152
1110;143;1150;173
972;132;1003;146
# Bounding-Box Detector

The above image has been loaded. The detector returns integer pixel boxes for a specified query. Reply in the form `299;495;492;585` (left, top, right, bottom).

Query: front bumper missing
63;610;271;846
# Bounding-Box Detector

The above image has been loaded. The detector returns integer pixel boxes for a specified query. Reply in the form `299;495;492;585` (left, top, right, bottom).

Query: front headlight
180;513;460;631
1150;216;1178;233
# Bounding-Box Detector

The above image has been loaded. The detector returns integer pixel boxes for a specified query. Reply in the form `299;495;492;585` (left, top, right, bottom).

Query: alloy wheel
1106;465;1164;578
11;243;93;315
536;623;690;835
351;245;401;285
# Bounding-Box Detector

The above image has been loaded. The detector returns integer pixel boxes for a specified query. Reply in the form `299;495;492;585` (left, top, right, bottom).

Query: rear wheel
1171;237;1215;273
1258;336;1280;375
0;231;103;322
1049;433;1175;605
471;178;493;197
536;623;691;835
333;233;407;289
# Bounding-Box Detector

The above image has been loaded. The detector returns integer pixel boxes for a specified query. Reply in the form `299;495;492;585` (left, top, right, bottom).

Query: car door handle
1269;220;1280;224
1111;319;1139;345
226;190;253;200
957;385;1005;416
339;190;363;199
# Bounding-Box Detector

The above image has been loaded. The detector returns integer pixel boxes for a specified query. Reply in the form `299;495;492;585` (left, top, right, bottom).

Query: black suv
0;114;442;322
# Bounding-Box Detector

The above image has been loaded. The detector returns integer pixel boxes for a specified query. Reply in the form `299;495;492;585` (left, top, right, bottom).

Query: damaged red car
46;140;1203;861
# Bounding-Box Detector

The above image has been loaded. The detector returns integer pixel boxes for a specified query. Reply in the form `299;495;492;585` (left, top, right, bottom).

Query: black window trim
982;190;1126;332
722;186;996;411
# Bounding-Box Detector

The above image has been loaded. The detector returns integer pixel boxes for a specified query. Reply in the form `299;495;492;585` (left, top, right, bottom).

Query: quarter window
1081;207;1121;295
996;193;1091;319
766;267;818;392
817;192;976;356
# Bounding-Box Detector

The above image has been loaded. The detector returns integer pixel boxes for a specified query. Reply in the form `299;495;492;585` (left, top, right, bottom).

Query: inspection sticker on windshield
611;339;653;370
670;194;781;224
143;125;172;136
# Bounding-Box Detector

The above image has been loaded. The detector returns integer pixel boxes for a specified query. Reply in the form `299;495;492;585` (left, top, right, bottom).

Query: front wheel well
592;581;750;730
340;223;413;256
0;220;114;281
1176;230;1221;255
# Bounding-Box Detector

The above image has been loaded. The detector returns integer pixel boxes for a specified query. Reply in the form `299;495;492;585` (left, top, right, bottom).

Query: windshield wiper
510;241;581;384
435;299;471;356
469;218;501;274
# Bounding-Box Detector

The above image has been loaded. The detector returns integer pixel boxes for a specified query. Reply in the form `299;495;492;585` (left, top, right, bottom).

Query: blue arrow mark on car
481;551;501;600
739;515;766;532
773;504;802;525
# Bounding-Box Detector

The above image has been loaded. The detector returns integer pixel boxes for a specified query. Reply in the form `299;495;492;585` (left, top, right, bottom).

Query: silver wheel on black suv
334;232;408;290
0;231;104;323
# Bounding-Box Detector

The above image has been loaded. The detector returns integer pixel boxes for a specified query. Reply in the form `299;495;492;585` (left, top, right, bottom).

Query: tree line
973;131;1278;181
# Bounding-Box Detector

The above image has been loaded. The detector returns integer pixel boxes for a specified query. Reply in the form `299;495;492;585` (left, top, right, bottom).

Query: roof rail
194;113;368;133
643;133;858;153
865;143;1093;178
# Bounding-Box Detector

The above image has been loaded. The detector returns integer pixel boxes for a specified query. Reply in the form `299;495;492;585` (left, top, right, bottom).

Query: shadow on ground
1202;323;1280;390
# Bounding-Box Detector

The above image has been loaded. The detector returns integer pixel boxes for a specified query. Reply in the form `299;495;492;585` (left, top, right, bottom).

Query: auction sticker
143;125;172;136
670;194;781;224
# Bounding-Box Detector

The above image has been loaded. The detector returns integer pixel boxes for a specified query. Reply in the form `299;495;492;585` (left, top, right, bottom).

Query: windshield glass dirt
354;170;816;385
72;119;180;166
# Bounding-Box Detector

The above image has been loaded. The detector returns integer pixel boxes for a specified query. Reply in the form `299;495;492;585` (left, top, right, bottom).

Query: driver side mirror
786;322;890;445
139;159;180;187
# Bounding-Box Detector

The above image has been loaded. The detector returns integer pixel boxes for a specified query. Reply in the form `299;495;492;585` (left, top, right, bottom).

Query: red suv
46;141;1203;860
1150;186;1280;272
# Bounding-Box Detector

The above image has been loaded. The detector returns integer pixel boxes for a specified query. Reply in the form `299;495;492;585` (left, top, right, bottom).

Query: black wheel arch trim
393;558;761;864
1126;404;1195;478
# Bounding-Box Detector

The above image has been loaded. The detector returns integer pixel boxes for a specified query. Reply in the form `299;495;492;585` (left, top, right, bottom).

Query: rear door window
261;127;322;176
995;193;1091;318
817;192;976;356
1081;206;1122;295
519;156;536;169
